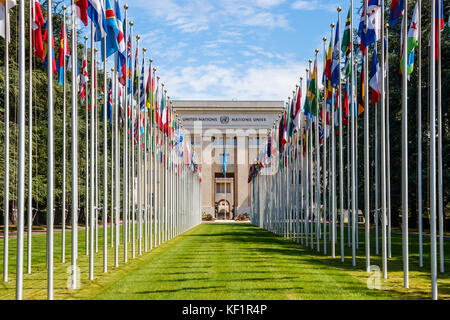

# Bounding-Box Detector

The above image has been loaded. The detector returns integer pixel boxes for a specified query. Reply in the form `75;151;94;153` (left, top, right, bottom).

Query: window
226;183;231;193
216;183;223;193
219;137;224;146
226;138;231;145
256;137;260;146
249;138;253;146
212;136;216;145
233;137;237;146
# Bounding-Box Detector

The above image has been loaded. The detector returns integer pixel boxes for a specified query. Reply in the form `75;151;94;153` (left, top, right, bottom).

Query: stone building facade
172;101;284;220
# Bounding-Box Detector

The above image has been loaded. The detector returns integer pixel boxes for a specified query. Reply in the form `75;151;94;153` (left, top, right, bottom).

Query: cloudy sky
122;0;359;101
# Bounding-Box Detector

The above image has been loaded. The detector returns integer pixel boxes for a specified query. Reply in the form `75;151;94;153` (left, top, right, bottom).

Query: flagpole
95;49;100;255
131;23;136;258
337;6;344;263
143;49;148;253
380;0;388;280
27;0;35;275
363;0;370;271
137;41;143;256
149;59;153;250
89;20;95;281
430;0;438;301
401;0;409;289
314;49;320;252
3;0;10;284
437;0;444;274
322;38;327;255
417;0;423;268
330;22;336;259
385;23;392;260
84;36;89;257
62;5;67;264
102;0;109;273
70;0;79;289
14;0;26;300
114;67;120;267
123;4;129;263
46;0;55;300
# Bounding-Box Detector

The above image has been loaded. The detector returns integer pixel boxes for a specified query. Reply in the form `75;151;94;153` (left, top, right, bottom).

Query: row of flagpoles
1;0;202;300
250;0;445;300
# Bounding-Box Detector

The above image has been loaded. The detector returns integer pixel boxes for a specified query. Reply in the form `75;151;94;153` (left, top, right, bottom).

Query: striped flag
88;0;107;40
101;0;119;59
31;1;45;61
115;0;126;85
76;0;89;26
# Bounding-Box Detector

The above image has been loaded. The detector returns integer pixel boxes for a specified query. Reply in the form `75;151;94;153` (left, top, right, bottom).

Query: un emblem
220;116;230;124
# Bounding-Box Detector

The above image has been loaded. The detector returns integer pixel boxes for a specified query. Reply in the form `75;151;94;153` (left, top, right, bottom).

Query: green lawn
0;222;449;300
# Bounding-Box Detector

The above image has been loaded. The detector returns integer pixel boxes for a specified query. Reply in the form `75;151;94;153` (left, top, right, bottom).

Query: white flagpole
417;1;423;267
46;0;55;300
3;0;11;284
322;38;328;255
149;60;153;251
84;36;89;257
380;0;388;279
138;41;143;256
351;56;357;267
385;24;392;259
27;0;35;275
123;4;129;262
62;5;67;264
437;0;444;274
337;6;344;263
363;0;370;272
114;65;120;267
430;0;438;301
401;0;409;289
15;0;26;300
95;49;99;254
102;0;108;273
143;50;148;252
70;0;79;289
314;50;320;252
330;23;336;259
89;20;95;281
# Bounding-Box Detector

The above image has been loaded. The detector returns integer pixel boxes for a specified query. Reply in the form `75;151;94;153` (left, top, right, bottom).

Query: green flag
341;7;351;56
310;59;318;115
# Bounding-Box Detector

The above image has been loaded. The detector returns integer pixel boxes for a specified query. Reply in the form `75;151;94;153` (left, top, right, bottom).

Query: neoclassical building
172;101;284;220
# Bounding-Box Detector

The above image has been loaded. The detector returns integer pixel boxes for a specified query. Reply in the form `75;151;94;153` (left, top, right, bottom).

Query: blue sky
121;0;362;101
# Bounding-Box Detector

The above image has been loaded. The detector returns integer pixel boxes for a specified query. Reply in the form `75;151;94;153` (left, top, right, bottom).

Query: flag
76;0;89;26
358;59;365;116
100;0;120;60
304;70;311;116
145;64;153;112
331;20;340;88
133;42;140;97
0;0;16;42
400;2;419;76
343;79;349;126
80;51;88;100
293;85;302;130
139;57;145;111
341;6;352;56
310;58;318;115
88;0;107;40
388;0;404;28
126;34;132;94
31;1;45;60
222;151;227;176
160;91;166;132
57;19;70;86
358;0;381;54
434;0;444;60
324;39;333;80
107;78;113;124
369;49;381;105
115;0;126;85
43;21;57;75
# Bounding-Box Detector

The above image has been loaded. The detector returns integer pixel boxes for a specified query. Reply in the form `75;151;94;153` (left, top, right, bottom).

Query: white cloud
158;60;308;101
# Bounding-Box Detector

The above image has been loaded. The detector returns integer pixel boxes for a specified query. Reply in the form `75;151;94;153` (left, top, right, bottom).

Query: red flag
32;1;45;61
76;0;89;26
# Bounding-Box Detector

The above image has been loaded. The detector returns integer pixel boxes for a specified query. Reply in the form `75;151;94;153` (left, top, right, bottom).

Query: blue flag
331;20;340;88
